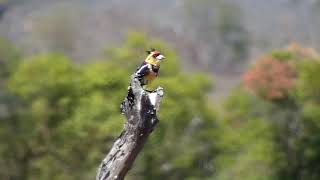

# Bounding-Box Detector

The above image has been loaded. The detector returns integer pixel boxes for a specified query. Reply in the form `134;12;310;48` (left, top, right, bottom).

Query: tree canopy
1;34;320;180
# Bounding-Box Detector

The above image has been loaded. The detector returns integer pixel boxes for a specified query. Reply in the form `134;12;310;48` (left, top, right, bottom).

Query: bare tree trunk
96;77;164;180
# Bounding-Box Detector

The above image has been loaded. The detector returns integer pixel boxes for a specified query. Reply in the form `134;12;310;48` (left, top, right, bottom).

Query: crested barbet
134;48;166;86
121;48;165;113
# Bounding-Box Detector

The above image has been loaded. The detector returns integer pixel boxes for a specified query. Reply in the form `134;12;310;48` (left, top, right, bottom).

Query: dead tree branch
96;77;164;180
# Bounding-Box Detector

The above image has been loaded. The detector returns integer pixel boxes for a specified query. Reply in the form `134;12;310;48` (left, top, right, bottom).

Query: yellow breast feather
145;55;159;66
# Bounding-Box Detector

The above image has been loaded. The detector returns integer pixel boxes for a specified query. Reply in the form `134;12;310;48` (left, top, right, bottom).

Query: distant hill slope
1;0;319;97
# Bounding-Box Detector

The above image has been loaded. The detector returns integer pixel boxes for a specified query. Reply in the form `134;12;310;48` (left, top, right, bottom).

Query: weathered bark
96;77;164;180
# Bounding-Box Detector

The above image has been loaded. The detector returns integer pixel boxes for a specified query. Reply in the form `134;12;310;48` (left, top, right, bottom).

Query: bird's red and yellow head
145;48;165;66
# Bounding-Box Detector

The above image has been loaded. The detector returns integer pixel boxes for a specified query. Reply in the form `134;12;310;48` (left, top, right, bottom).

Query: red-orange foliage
242;56;296;100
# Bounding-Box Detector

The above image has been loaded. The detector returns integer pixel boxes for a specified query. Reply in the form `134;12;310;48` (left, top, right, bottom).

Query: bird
121;48;165;114
134;48;166;86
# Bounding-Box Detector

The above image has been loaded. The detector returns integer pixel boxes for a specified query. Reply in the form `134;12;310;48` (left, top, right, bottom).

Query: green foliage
236;47;320;180
4;51;132;179
0;32;217;180
271;51;294;61
9;54;78;99
138;74;215;179
296;60;320;180
109;33;217;180
214;90;280;180
297;60;320;101
4;30;320;180
301;102;320;176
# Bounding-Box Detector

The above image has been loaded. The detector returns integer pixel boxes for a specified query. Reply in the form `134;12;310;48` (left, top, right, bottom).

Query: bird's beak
156;54;165;61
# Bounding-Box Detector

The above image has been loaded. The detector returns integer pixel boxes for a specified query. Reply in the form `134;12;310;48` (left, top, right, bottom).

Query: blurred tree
295;59;320;180
1;32;217;180
106;32;217;180
222;43;320;180
0;37;22;179
214;90;280;180
242;54;296;101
